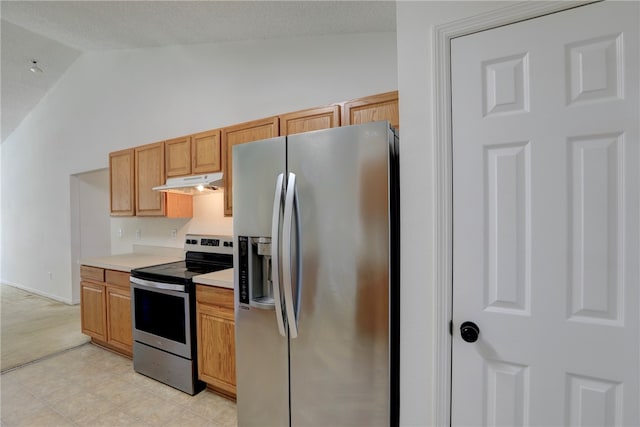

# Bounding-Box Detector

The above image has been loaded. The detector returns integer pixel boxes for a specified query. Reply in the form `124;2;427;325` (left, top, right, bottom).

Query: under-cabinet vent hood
153;173;223;195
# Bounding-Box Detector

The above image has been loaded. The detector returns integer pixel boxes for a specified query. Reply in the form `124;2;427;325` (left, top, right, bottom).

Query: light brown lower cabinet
196;285;236;399
80;266;132;357
80;280;107;341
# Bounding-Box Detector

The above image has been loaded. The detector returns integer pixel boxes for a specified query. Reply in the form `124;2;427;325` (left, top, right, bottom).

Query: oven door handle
130;276;186;292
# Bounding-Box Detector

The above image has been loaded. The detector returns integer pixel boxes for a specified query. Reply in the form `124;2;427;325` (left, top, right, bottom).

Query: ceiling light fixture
29;60;43;73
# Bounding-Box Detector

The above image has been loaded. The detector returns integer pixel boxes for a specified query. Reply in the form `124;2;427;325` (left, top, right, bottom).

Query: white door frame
432;2;596;425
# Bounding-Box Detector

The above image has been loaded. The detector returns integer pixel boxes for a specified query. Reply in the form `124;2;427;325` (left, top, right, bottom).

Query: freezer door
287;122;394;426
233;137;289;427
234;136;286;238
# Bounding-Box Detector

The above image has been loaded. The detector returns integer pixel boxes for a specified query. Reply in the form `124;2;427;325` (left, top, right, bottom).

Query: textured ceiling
0;1;396;142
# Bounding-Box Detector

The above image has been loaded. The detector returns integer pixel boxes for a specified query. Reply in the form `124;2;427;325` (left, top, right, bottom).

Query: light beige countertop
193;268;234;289
80;253;183;272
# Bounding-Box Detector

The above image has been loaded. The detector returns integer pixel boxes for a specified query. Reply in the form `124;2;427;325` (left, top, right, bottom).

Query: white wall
110;192;232;254
70;168;111;303
396;2;515;425
1;32;397;304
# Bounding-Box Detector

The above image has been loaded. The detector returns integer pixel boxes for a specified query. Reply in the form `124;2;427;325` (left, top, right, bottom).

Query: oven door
130;277;192;359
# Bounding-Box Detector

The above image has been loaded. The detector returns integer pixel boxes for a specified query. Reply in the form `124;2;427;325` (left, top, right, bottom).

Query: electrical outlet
135;229;141;240
118;228;123;238
171;229;177;240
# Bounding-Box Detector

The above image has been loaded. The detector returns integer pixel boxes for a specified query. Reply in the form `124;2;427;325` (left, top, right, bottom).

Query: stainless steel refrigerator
233;121;399;426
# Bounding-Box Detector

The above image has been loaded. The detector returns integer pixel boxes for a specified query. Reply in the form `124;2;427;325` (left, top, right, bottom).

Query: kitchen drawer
80;265;105;282
196;285;234;309
106;269;130;288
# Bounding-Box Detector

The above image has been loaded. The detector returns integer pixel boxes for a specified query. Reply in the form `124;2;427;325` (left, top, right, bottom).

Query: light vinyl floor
0;283;236;426
1;343;237;426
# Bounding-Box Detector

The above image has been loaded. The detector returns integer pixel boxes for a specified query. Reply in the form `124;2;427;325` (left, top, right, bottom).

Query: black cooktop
131;252;233;286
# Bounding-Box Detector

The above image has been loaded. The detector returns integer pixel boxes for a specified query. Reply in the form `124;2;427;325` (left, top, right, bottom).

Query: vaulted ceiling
1;1;396;142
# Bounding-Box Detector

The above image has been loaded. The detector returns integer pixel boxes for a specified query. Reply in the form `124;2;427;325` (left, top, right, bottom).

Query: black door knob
460;321;480;343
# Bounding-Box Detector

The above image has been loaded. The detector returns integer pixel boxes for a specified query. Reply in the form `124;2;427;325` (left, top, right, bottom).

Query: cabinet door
109;149;135;216
222;117;279;216
165;136;192;177
106;284;132;355
342;91;399;130
135;141;165;216
80;280;106;341
280;105;340;136
192;130;222;174
197;302;236;397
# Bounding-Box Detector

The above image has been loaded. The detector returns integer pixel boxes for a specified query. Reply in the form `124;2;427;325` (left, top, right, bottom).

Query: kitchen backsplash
110;192;233;254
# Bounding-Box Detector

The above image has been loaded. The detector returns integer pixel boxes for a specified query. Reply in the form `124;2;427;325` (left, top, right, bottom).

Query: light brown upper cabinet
165;136;192;177
165;130;222;178
135;142;166;216
109;148;135;216
222;117;279;216
342;91;399;130
192;129;222;174
279;105;340;136
111;91;396;218
135;141;193;218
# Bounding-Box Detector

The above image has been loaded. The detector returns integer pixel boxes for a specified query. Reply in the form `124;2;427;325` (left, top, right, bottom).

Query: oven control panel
200;238;220;246
184;234;233;255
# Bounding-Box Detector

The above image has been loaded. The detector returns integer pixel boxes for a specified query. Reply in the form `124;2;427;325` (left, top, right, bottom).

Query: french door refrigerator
233;121;399;427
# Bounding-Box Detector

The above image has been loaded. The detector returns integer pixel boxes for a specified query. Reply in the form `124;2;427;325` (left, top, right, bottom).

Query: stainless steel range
130;234;233;395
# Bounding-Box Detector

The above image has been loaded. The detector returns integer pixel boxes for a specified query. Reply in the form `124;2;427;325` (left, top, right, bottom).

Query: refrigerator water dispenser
238;236;275;310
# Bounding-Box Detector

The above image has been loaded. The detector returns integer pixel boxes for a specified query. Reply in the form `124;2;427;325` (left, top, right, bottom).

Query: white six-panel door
451;2;639;425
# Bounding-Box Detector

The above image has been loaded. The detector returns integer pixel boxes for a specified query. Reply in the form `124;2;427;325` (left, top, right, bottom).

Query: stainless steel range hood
153;172;223;195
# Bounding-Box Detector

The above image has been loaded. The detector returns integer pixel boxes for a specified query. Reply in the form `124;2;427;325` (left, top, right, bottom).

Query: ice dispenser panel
238;236;275;310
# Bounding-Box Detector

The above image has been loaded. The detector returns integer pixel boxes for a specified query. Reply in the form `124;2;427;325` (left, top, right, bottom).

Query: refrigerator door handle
283;172;301;339
271;173;286;337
